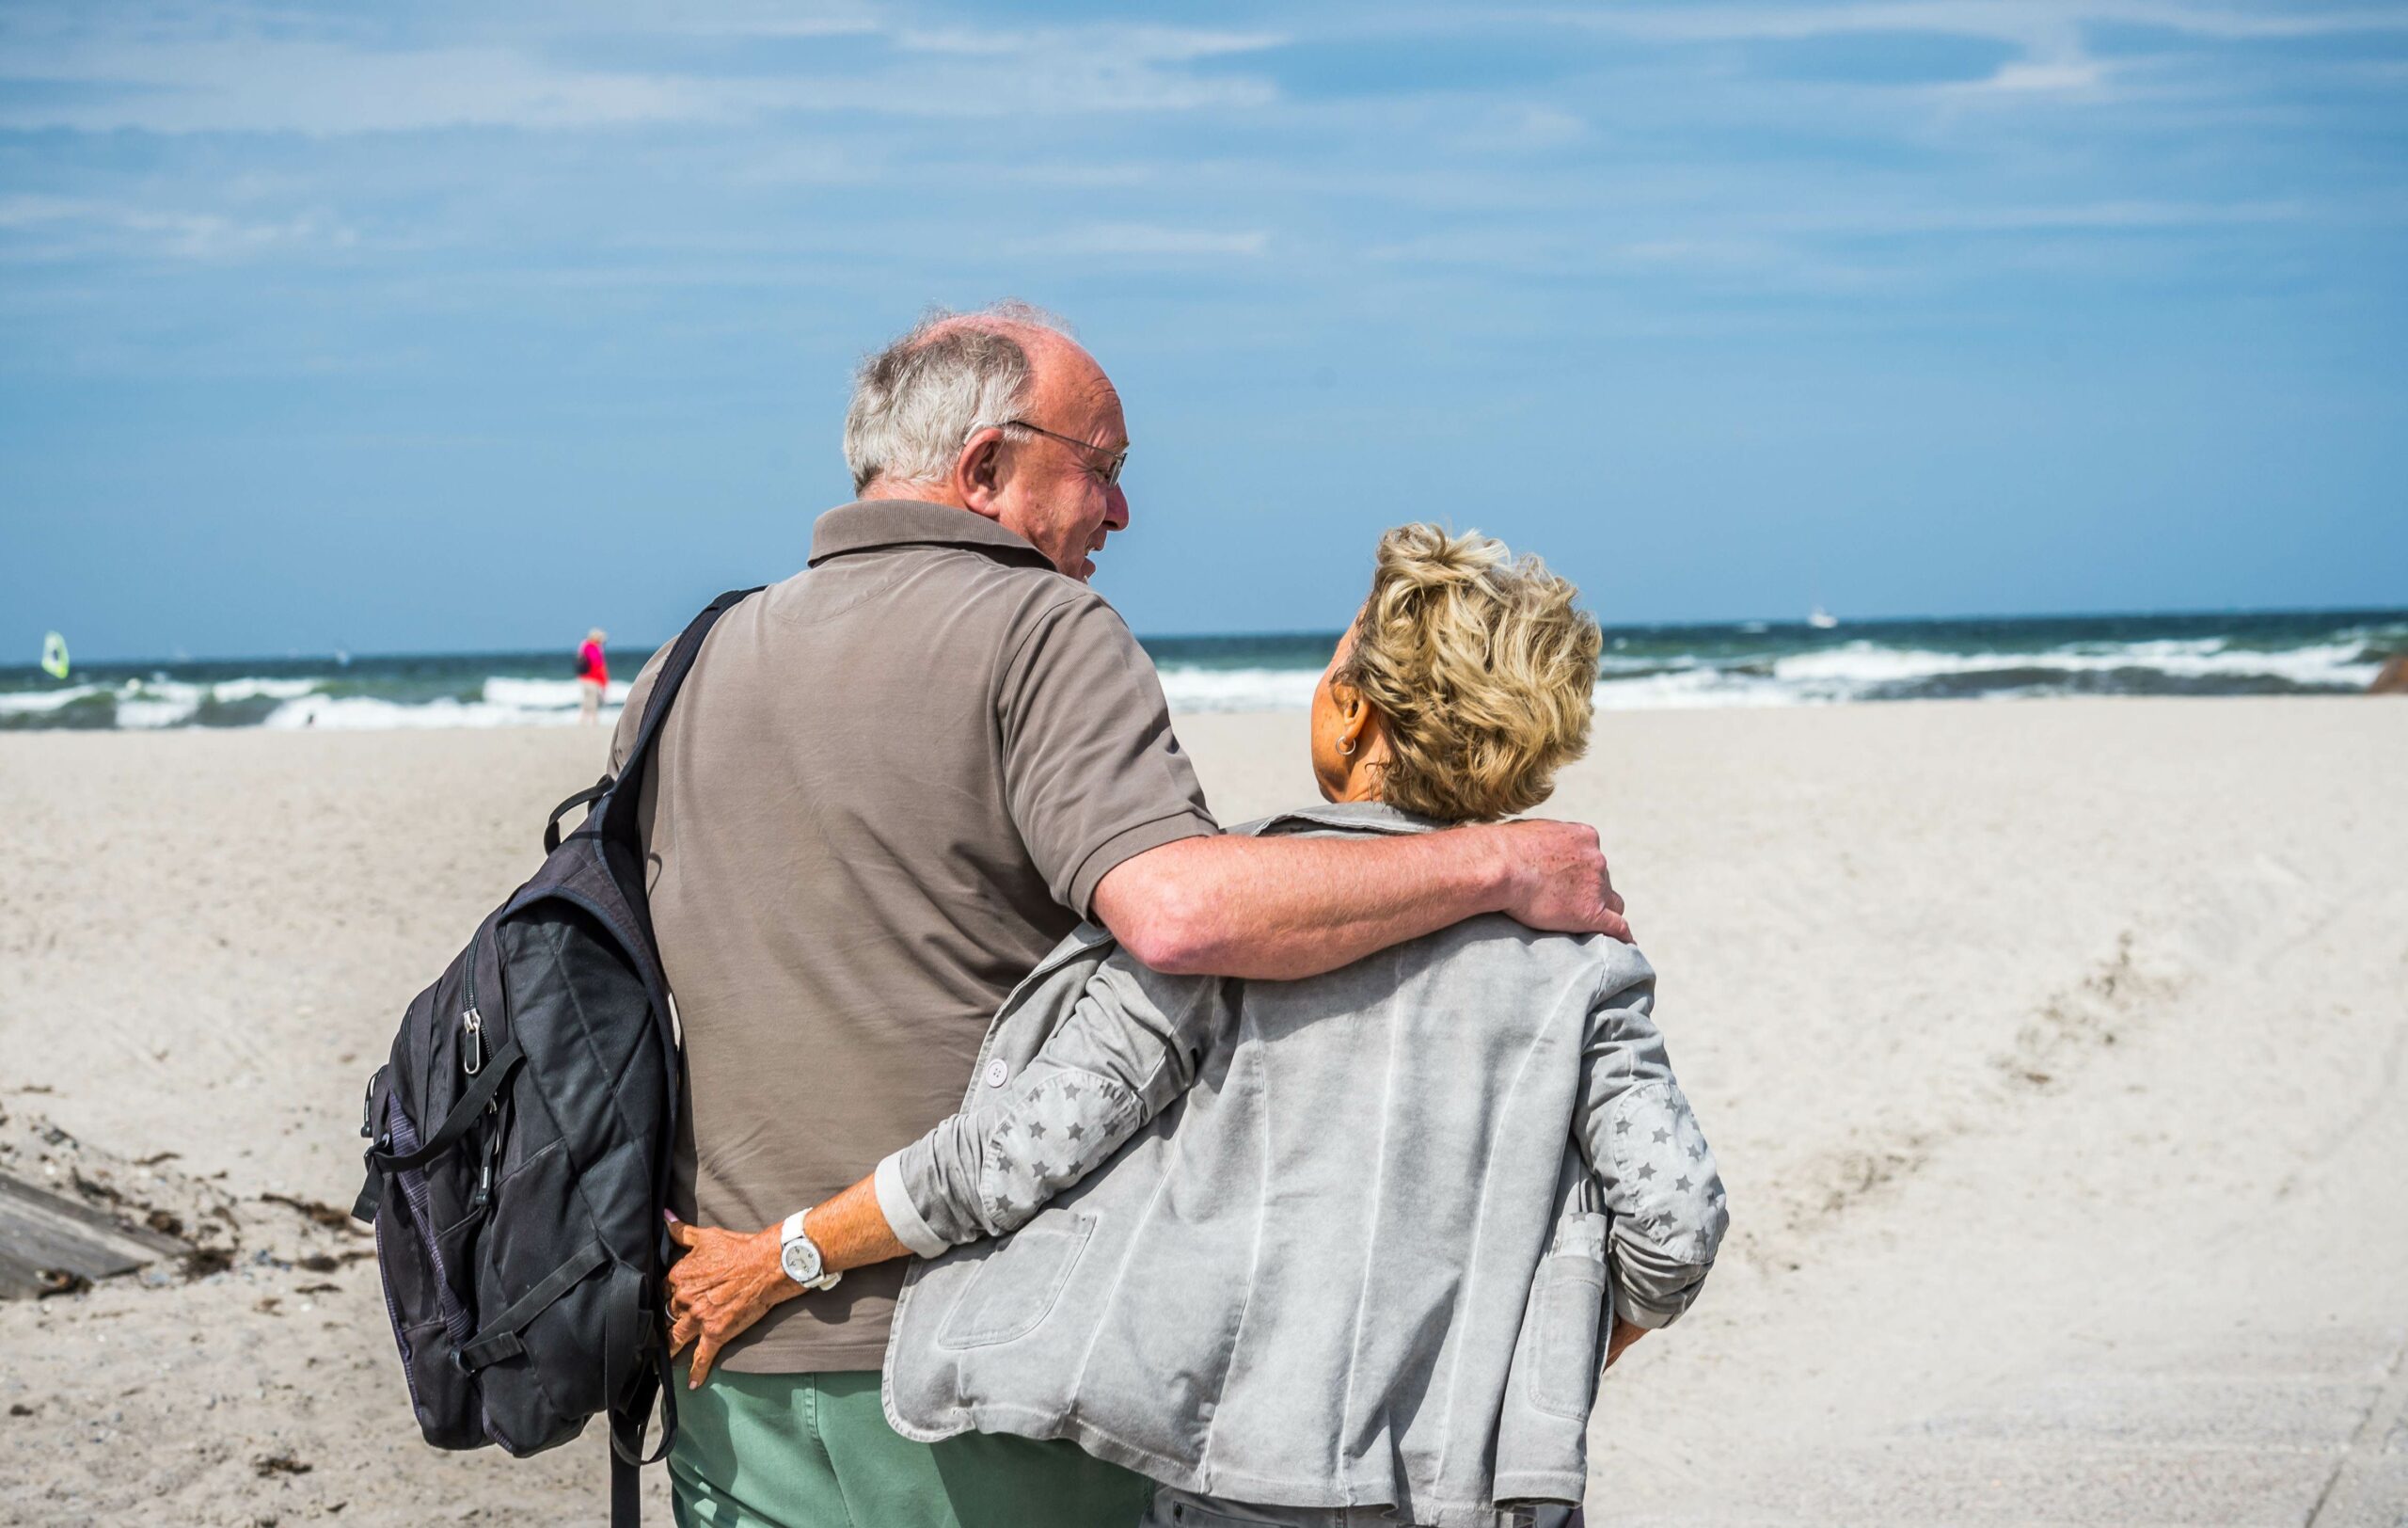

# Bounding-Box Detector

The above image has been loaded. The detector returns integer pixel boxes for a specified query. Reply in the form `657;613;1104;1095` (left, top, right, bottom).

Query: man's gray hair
844;301;1075;494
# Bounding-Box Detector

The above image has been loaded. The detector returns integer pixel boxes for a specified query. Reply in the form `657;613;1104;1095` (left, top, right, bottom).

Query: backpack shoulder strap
616;586;762;788
542;587;760;854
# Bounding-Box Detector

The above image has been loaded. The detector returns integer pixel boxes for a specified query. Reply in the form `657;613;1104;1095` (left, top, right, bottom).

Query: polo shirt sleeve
997;591;1219;917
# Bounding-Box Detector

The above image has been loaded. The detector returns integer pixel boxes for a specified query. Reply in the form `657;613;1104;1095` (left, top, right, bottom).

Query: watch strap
780;1207;843;1292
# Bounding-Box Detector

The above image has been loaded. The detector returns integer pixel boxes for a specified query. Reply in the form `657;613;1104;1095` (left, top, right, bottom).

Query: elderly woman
667;524;1728;1528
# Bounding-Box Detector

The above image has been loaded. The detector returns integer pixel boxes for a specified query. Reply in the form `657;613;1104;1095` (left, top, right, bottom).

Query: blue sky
3;2;2404;661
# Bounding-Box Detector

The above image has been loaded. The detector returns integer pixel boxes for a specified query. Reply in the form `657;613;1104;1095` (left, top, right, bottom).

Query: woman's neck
1333;772;1384;804
1332;734;1389;803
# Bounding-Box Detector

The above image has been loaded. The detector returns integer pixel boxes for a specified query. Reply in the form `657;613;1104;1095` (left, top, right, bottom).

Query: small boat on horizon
1807;606;1839;630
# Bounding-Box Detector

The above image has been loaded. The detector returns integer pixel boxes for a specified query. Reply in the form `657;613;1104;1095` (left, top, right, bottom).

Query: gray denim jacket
876;804;1728;1528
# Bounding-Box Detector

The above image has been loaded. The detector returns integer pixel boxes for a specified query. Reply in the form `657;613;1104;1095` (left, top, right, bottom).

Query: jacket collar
1240;801;1450;838
808;499;1054;568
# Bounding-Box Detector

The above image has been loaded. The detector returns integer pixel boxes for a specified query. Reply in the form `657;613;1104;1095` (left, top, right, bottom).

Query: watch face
781;1234;823;1285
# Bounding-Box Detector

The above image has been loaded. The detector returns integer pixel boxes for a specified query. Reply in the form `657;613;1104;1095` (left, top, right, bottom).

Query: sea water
2;610;2400;731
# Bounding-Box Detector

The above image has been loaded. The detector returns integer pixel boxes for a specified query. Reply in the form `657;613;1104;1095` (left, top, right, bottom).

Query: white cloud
1782;199;2312;233
1542;1;2408;112
1547;2;2408;47
0;40;712;134
1008;224;1271;259
0;194;357;259
0;12;1286;135
1545;2;2081;52
1949;56;2114;94
0;194;87;229
894;24;1286;64
1457;103;1590;151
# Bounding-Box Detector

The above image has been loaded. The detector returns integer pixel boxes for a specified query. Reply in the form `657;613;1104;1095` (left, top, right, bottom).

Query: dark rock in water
2370;655;2408;694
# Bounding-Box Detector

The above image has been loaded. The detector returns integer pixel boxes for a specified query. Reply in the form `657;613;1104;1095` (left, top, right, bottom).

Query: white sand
1;698;2402;1525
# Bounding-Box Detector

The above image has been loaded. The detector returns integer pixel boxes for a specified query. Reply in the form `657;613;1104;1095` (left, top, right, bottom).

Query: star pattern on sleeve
1606;1079;1726;1258
981;1070;1147;1219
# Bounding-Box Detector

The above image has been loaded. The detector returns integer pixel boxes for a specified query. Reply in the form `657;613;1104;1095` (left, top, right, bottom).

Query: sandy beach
1;697;2402;1526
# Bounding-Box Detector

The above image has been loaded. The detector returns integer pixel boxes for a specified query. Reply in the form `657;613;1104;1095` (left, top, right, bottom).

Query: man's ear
954;429;1006;517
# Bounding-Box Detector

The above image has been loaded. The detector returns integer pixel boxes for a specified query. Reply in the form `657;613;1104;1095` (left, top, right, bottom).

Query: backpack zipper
462;940;500;1210
461;940;484;1076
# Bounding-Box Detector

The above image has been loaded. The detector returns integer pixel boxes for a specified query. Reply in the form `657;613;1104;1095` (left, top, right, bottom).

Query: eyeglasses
993;419;1129;489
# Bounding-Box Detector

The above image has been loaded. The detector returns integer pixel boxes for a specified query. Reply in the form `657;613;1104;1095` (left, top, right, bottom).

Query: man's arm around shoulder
1092;818;1628;982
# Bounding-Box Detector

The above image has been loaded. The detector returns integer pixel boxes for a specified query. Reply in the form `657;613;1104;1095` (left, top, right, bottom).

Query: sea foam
3;613;2398;731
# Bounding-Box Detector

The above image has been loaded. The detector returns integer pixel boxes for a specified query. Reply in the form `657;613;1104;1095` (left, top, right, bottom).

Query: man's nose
1103;484;1130;531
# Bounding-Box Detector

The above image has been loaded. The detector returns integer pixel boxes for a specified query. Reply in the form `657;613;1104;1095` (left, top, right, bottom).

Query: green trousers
668;1366;1153;1528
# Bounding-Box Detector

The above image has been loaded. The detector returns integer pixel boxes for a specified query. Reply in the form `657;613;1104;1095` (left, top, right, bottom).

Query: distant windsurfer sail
40;631;69;679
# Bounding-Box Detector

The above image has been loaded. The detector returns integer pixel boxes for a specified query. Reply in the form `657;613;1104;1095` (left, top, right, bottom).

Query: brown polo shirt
610;500;1216;1373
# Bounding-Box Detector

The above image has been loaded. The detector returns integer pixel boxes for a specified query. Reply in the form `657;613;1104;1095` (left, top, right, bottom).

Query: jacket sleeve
874;954;1233;1256
1572;952;1730;1329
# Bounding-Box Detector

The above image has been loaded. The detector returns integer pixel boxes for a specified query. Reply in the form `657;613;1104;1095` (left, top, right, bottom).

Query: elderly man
616;303;1624;1527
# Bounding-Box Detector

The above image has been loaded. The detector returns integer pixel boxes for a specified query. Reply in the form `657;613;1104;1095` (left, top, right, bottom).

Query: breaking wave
3;611;2400;729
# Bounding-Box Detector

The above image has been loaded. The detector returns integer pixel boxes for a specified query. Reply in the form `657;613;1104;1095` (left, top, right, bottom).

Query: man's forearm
1095;827;1517;980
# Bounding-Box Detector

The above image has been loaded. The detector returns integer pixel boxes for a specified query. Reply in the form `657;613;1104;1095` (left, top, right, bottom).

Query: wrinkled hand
663;1217;799;1388
1494;820;1630;943
1604;1316;1648;1369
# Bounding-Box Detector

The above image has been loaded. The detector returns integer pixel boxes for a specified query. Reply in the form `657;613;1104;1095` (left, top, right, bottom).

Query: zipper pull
471;1108;503;1211
462;1007;485;1076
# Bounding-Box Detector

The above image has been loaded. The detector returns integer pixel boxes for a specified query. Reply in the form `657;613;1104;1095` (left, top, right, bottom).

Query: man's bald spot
921;315;1117;434
915;313;1074;374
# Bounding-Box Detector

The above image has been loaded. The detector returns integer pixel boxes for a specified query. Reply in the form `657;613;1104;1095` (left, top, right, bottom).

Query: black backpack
352;588;756;1524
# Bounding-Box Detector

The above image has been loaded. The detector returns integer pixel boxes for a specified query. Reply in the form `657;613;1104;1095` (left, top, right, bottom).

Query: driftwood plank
0;1173;187;1298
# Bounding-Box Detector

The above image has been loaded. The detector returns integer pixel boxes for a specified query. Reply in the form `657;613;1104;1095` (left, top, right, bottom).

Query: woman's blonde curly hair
1339;524;1601;822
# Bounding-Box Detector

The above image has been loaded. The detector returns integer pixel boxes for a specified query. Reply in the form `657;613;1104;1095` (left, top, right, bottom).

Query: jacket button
984;1059;1008;1089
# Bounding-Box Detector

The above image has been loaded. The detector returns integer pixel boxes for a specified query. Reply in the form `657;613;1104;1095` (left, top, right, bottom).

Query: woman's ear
1333;682;1372;756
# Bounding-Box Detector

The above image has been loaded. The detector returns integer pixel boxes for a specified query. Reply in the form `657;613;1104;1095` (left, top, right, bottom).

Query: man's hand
663;1218;799;1388
1604;1316;1648;1369
1492;820;1629;943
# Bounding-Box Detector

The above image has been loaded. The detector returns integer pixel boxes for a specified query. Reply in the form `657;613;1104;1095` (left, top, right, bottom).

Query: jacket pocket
1494;1205;1611;1499
935;1212;1095;1351
1528;1248;1609;1421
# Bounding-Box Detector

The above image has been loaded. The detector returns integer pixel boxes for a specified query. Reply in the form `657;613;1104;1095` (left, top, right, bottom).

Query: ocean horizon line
3;608;2400;732
15;600;2408;676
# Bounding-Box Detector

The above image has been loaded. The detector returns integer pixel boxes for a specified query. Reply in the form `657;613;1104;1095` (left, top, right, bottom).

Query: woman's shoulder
1225;802;1438;840
1581;930;1657;998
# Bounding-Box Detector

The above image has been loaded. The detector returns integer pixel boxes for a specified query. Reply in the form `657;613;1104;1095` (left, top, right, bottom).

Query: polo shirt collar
809;499;1053;567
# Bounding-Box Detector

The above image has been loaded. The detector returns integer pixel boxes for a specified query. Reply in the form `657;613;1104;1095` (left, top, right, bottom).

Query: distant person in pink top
577;628;610;726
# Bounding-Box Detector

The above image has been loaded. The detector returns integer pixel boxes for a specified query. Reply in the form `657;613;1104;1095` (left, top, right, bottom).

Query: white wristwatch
779;1208;843;1292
